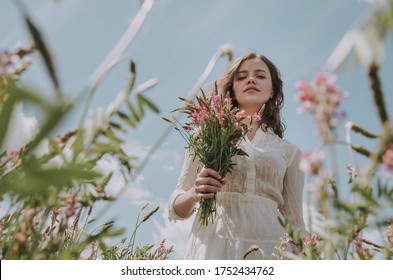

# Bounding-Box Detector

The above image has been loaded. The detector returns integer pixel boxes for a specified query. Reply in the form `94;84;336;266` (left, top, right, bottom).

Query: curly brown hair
217;52;286;138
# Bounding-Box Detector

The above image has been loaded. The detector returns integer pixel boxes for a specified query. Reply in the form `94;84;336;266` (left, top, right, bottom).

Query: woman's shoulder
260;126;300;152
281;138;300;152
268;132;301;161
279;138;302;165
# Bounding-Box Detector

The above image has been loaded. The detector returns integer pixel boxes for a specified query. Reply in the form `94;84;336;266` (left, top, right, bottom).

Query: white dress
168;127;307;260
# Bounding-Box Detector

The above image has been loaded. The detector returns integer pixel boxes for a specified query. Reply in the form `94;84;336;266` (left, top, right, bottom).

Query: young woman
168;52;307;259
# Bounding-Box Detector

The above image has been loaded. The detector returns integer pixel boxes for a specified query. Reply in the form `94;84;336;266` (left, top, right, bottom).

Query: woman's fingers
195;184;221;194
200;168;221;180
195;176;222;188
193;168;223;200
195;191;215;202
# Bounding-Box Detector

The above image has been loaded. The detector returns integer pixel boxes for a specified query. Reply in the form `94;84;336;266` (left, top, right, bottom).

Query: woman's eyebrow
236;69;267;74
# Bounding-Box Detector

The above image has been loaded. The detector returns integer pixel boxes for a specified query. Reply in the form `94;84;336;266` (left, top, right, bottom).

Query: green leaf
22;9;61;94
103;129;123;144
109;122;125;132
137;94;160;114
351;145;372;158
6;85;50;107
0;91;17;150
351;123;379;139
72;130;84;161
96;171;113;193
127;100;142;122
117;111;136;128
87;219;97;225
89;143;121;154
126;60;136;95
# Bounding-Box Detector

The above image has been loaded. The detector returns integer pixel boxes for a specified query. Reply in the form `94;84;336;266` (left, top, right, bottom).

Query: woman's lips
244;86;259;92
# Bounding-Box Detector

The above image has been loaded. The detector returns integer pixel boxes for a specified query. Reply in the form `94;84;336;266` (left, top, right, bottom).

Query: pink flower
382;143;393;172
65;193;77;217
294;72;349;143
302;234;320;246
345;164;357;183
183;125;192;131
299;150;325;175
235;110;247;122
294;80;313;103
88;242;97;260
7;150;20;165
352;228;372;260
252;112;262;123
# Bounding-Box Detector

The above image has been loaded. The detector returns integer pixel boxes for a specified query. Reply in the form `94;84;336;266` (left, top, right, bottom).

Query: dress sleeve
279;147;308;237
168;149;200;221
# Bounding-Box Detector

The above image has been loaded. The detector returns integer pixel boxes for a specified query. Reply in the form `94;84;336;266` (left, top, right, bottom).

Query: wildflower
344;164;357;183
294;71;348;143
7;150;20;165
252;111;262;123
54;129;77;144
272;233;292;259
88;242;97;260
352;228;373;260
382;143;393;172
50;208;60;226
299;150;325;175
235;110;247;122
301;234;321;259
302;234;320;246
0;44;35;80
65;193;77;218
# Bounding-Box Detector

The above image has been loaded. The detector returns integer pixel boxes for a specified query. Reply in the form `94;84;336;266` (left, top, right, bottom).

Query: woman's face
232;58;273;113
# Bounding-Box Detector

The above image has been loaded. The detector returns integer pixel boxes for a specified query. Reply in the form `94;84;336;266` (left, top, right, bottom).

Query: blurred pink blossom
252;111;262;123
65;193;77;218
294;71;348;143
352;228;372;260
382;143;393;172
299;150;325;175
345;164;357;183
302;234;320;246
235;110;247;122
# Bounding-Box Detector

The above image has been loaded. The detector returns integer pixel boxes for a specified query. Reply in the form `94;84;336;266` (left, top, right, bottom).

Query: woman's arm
280;147;307;235
168;150;222;220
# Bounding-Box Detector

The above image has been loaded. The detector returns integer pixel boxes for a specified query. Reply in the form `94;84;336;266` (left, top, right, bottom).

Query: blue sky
1;0;393;259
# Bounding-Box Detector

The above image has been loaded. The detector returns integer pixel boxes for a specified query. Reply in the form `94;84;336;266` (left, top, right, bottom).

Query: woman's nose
247;76;256;84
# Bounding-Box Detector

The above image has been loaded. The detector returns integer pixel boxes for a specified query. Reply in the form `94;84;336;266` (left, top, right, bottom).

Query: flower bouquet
164;83;253;226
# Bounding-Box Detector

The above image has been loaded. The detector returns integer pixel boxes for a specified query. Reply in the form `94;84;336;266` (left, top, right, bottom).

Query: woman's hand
193;168;224;202
172;168;224;219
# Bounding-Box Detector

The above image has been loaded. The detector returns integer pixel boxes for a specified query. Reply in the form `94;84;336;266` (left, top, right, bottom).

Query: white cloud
160;148;183;174
152;207;194;259
2;103;38;151
126;174;154;207
123;138;152;160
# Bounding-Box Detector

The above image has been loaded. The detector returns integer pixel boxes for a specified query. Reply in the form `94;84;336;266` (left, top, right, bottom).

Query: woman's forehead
238;58;269;72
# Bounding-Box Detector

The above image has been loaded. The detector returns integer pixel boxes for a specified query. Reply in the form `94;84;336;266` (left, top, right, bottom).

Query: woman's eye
257;75;265;79
236;76;246;80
